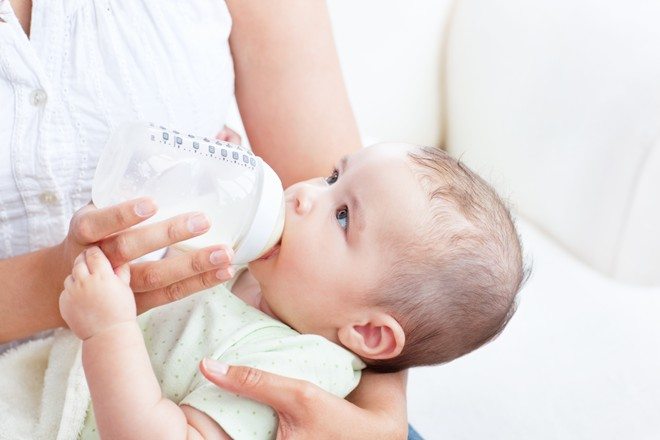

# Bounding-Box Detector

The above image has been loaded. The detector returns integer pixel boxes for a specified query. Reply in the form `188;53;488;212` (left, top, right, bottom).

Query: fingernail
187;214;210;233
209;249;228;265
134;200;157;217
203;358;228;376
216;266;234;280
225;247;235;261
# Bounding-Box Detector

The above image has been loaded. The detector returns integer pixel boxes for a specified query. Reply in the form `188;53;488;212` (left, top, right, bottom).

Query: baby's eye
336;206;349;230
325;169;339;185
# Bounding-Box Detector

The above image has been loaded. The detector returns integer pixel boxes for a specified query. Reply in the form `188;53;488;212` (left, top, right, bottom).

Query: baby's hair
368;146;528;372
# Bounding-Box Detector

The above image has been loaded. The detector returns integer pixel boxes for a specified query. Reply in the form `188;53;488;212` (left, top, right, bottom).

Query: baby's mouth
258;237;281;260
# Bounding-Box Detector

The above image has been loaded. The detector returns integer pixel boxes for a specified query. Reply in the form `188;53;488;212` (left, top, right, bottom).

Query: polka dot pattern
79;284;364;439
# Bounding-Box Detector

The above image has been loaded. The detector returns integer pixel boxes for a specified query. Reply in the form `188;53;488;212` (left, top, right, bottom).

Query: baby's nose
295;188;312;215
287;180;323;216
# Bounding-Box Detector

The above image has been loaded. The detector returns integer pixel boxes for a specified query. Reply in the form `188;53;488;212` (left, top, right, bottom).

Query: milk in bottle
92;123;285;264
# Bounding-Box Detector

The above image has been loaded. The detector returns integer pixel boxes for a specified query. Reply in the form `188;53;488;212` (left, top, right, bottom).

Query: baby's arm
59;247;229;439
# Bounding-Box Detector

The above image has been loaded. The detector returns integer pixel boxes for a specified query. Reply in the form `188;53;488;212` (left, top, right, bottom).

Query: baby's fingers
84;246;113;274
64;274;74;290
72;252;90;280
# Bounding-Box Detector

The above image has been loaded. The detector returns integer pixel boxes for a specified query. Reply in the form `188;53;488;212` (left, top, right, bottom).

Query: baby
59;142;525;439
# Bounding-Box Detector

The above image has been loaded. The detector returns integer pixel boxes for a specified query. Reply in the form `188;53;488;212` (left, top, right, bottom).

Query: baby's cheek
288;258;324;289
275;240;341;295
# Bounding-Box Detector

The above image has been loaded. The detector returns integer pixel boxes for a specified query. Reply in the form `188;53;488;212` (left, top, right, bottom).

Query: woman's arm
0;199;234;343
201;361;409;439
226;0;362;187
346;369;409;438
0;245;67;342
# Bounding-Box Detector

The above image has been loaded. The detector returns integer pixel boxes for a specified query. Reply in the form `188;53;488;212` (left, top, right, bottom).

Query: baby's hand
59;246;135;340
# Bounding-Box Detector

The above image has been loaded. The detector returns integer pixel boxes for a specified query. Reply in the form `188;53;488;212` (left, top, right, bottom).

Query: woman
0;0;410;438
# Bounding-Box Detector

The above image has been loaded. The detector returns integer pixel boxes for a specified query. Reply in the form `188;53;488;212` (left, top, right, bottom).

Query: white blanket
0;329;90;440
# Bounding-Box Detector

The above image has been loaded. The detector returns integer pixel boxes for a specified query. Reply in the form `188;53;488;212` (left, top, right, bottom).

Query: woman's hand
199;359;409;440
58;198;234;313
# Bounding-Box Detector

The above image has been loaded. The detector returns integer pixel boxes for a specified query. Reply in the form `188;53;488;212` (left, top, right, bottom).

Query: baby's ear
337;314;405;360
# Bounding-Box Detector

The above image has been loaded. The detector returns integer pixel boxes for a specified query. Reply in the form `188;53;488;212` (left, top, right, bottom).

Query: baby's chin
246;255;272;284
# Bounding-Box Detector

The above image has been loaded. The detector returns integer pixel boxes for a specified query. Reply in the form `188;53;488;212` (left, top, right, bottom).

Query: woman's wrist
0;244;68;342
32;244;69;330
47;241;70;294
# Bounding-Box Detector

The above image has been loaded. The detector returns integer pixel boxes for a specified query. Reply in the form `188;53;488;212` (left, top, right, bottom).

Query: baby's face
248;143;430;340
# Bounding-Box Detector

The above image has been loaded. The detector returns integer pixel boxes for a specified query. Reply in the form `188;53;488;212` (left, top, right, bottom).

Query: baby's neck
230;269;341;345
230;269;277;319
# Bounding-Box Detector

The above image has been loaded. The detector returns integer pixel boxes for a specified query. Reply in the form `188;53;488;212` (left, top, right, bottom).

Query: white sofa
328;1;660;439
230;1;660;438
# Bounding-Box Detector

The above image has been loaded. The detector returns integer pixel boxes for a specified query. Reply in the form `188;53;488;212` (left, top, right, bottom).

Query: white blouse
0;0;235;258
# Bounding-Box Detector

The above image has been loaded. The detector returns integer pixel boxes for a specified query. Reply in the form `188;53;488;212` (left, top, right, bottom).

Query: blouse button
39;191;58;205
30;89;48;106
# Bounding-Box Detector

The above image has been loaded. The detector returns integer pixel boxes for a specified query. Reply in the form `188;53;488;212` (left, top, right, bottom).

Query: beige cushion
445;0;660;285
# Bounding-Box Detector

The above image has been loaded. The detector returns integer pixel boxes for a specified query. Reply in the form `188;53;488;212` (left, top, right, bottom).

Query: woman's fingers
114;263;131;285
130;245;234;293
215;125;242;144
199;360;322;417
70;198;157;245
134;268;232;313
132;244;234;312
100;212;210;267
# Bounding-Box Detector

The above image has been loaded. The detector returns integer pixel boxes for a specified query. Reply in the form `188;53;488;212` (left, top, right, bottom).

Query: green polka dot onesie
79;283;364;439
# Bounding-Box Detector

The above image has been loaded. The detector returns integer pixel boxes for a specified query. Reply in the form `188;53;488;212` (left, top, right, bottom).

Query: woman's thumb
199;358;315;414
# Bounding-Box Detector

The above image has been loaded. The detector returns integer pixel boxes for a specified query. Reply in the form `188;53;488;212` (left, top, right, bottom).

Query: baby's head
249;143;525;371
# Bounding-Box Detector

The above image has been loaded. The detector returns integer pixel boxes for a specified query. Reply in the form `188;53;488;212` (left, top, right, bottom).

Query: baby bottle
92;122;284;264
